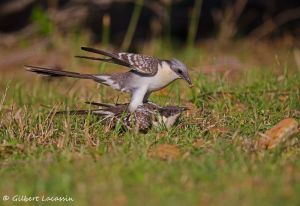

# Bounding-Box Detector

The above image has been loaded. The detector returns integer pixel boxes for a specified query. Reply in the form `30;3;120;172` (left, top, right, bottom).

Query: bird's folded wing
77;47;159;75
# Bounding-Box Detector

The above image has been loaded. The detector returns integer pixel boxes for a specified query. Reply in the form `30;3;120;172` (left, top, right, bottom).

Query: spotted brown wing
79;47;159;75
117;53;159;75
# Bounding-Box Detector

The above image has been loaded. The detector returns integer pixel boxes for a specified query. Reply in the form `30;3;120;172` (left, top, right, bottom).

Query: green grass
0;47;300;206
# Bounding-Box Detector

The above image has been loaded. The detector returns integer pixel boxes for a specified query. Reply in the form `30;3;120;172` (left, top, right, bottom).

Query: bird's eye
178;69;183;74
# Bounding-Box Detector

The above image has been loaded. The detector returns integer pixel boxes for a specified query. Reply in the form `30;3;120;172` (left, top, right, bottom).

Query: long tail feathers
55;110;92;115
81;47;118;59
74;55;114;63
78;47;131;68
25;65;97;80
25;65;122;90
55;109;114;116
85;101;116;108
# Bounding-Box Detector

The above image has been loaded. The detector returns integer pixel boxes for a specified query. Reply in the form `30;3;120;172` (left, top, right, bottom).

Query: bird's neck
157;61;179;83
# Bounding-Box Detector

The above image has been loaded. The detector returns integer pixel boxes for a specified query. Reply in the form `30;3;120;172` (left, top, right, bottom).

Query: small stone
259;118;299;149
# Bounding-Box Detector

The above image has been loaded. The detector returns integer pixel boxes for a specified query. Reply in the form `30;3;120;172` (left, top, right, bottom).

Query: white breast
146;61;179;91
125;61;179;94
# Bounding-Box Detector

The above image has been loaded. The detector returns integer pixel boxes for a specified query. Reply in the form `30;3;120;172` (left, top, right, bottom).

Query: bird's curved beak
183;74;193;87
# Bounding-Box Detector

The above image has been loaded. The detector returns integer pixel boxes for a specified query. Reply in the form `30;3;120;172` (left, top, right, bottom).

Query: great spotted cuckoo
25;47;192;112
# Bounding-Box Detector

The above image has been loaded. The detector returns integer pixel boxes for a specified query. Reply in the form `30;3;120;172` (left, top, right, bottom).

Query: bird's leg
142;92;160;108
128;87;148;112
142;92;151;103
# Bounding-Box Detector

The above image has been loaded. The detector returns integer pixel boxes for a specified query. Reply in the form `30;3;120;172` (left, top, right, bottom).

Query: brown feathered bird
56;102;187;132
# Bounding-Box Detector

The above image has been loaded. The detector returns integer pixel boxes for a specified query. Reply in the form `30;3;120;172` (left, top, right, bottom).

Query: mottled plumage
56;102;187;132
78;47;160;75
25;47;192;112
117;52;159;75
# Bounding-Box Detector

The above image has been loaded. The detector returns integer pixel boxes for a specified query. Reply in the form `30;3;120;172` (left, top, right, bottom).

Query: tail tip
81;46;89;50
24;65;34;71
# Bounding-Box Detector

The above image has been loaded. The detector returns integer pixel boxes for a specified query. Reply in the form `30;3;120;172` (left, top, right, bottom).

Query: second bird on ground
26;47;192;112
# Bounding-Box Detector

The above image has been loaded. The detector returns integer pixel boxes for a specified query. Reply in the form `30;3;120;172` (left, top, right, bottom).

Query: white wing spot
127;54;134;64
98;76;120;90
118;53;125;59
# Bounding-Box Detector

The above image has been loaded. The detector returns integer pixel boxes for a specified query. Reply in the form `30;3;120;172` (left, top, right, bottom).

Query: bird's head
169;58;192;86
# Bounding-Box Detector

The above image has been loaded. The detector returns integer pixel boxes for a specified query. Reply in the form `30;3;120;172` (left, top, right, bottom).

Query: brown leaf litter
148;144;181;160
